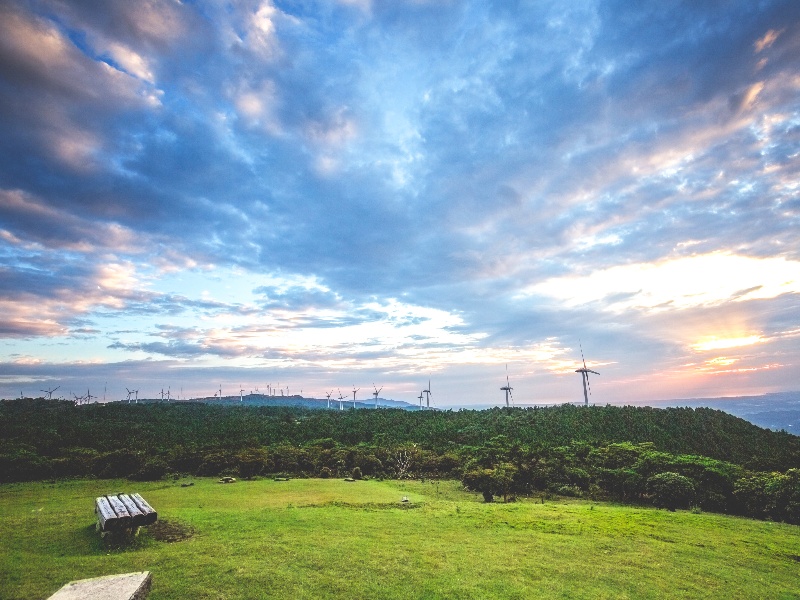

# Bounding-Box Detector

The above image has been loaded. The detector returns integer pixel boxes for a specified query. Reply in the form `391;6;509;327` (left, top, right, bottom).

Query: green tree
647;472;695;511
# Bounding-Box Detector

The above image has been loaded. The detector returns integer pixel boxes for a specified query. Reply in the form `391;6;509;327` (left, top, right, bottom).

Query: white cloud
524;253;800;312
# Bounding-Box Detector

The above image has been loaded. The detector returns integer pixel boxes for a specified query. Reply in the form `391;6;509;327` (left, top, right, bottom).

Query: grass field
2;478;799;599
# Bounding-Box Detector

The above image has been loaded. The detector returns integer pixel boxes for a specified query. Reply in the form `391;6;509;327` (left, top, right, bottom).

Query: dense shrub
131;457;169;481
196;450;237;476
94;450;143;478
647;472;696;511
0;450;52;482
238;448;270;479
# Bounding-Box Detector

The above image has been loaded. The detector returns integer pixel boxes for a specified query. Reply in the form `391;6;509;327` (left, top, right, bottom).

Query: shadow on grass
73;519;194;555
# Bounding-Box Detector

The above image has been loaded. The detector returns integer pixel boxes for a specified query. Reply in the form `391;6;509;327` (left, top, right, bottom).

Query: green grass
2;478;799;599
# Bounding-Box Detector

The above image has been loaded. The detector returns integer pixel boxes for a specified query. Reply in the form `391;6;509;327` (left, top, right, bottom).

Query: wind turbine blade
580;340;587;370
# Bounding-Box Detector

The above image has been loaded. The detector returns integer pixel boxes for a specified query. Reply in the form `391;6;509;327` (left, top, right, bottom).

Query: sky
0;0;799;407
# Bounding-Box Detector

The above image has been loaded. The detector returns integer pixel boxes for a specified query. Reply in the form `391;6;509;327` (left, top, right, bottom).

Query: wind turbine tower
575;344;599;406
501;367;513;407
325;391;333;409
352;386;360;409
422;380;432;409
337;388;346;411
41;386;59;400
418;391;424;409
372;384;382;408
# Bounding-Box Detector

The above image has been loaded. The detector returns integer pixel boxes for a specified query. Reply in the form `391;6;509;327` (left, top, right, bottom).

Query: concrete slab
47;571;151;600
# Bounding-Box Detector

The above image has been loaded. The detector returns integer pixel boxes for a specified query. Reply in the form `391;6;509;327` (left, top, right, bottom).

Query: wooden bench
95;493;157;537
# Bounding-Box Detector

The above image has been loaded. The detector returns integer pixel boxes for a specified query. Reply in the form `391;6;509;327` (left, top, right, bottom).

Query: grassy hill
2;478;799;599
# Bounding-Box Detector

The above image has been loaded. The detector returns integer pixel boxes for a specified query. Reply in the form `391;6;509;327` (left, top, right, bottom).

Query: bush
320;466;332;478
238;448;270;479
556;484;583;497
647;472;695;511
0;450;52;482
351;466;363;480
131;457;169;481
461;463;517;502
196;450;237;477
354;454;382;476
94;450;142;478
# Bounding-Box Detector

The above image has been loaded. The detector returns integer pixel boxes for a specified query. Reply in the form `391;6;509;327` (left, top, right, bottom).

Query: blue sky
0;0;799;406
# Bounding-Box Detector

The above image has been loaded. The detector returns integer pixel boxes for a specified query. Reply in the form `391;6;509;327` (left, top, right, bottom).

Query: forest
1;399;799;524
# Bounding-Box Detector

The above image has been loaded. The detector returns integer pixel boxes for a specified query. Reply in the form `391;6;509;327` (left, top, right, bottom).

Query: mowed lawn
2;478;799;599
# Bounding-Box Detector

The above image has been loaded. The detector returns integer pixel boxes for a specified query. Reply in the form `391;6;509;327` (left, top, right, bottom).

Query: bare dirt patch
148;519;195;543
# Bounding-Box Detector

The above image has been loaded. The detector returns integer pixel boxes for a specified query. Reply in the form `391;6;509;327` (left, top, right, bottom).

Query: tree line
1;399;798;523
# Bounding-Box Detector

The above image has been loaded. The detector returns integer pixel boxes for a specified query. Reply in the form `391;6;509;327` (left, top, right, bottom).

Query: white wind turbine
325;391;333;409
352;386;360;408
500;366;513;407
372;384;382;408
575;343;599;406
337;388;346;411
422;380;432;409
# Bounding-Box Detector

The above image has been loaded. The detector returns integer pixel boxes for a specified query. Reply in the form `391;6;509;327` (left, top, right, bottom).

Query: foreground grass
1;478;799;599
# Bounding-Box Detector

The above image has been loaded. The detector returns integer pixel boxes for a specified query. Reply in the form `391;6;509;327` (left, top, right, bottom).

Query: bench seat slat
95;496;118;531
105;495;132;529
118;494;145;525
130;493;158;525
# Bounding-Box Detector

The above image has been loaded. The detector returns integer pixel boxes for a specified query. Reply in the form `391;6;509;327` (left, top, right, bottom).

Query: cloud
1;1;799;403
525;253;800;312
755;28;783;53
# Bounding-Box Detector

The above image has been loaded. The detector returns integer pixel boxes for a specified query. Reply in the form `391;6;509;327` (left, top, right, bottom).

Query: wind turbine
575;343;599;406
85;389;96;404
500;366;513;407
422;380;432;409
125;388;133;403
72;392;84;405
372;384;383;408
418;391;424;409
133;389;139;403
352;386;360;408
166;386;171;401
337;388;346;411
325;391;333;409
41;386;59;400
160;388;166;401
239;385;245;402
